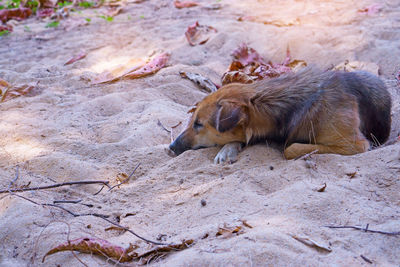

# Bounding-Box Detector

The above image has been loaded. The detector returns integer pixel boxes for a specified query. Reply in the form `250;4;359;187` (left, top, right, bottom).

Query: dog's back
338;71;391;145
250;67;391;146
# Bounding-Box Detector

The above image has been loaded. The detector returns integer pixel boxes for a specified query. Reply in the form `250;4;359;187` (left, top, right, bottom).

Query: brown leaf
317;183;327;192
185;21;217;46
1;84;35;102
42;237;138;263
358;3;383;16
0;7;32;23
179;71;218;92
222;44;307;84
221;71;255;85
216;224;243;238
64;51;86;65
174;0;199;9
123;52;170;79
0;78;10;87
291;235;332;253
346;172;357;178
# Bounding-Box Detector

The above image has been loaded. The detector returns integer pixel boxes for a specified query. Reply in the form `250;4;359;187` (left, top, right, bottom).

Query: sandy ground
1;0;400;266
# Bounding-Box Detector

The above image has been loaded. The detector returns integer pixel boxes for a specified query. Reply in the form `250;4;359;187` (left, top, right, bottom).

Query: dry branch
0;180;110;194
325;225;400;236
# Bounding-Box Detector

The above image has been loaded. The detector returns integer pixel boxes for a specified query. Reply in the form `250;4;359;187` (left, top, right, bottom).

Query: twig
8;165;20;189
53;199;82;204
157;120;171;133
325;225;400;236
108;163;141;192
294;149;319;160
0;180;110;194
157;120;182;143
53;199;94;208
360;254;373;264
93;185;105;196
10;193;168;246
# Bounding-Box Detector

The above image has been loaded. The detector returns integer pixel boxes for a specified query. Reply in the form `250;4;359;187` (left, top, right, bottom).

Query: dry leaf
221;71;255;85
238;15;300;27
42;237;138;263
179;71;218;92
174;0;199;9
222;44;306;84
64;51;86;65
36;8;54;18
291;235;332;253
123;52;170;79
346;172;357;178
317;183;327;192
0;82;35;102
0;7;32;23
332;60;379;75
358;3;383;16
216;224;243;238
185;21;217;46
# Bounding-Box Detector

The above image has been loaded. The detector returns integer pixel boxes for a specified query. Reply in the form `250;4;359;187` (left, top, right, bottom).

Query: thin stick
108;163;141;192
8;165;20;189
10;193;167;246
93;185;105;196
325;225;400;236
0;180;110;194
360;254;373;264
294;149;319;161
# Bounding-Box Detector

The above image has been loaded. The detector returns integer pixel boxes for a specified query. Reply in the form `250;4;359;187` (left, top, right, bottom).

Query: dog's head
169;85;252;155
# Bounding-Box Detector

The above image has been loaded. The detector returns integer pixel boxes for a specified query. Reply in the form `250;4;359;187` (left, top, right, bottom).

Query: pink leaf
174;0;199;9
64;52;87;65
123;53;170;79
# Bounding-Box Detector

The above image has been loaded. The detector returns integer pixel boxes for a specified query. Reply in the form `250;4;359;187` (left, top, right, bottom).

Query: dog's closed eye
193;121;203;130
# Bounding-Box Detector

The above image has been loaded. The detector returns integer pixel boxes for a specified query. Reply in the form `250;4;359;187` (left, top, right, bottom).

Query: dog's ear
211;100;247;132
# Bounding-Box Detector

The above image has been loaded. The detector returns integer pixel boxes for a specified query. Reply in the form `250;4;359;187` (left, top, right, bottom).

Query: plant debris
358;3;383;16
317;183;327;192
174;0;199;9
216;224;244;238
64;51;87;65
179;71;218;92
221;44;306;85
238;15;300;27
43;237;194;264
291;234;332;253
93;53;169;84
185;21;217;46
42;237;138;263
0;7;32;23
0;79;36;102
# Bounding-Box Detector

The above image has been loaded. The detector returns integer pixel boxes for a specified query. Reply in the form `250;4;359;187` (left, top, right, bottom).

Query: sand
0;0;399;266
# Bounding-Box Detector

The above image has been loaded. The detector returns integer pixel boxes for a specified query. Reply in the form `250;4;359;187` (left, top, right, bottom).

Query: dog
169;67;392;163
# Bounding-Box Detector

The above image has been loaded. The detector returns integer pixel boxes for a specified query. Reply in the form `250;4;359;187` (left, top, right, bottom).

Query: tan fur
169;68;391;160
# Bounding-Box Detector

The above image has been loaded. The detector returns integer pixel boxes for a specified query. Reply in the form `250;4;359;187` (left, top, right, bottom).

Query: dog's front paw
214;142;242;164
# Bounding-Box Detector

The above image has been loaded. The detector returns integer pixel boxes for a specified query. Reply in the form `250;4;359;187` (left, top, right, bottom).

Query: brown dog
169;67;392;163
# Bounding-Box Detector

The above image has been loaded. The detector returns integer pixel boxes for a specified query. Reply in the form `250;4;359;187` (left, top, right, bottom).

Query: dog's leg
214;142;243;164
284;138;370;159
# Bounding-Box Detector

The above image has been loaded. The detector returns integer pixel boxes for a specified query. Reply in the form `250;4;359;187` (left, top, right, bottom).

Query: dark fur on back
249;67;391;146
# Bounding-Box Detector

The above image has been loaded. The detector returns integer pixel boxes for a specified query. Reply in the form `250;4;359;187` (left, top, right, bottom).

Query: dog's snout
169;133;192;156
